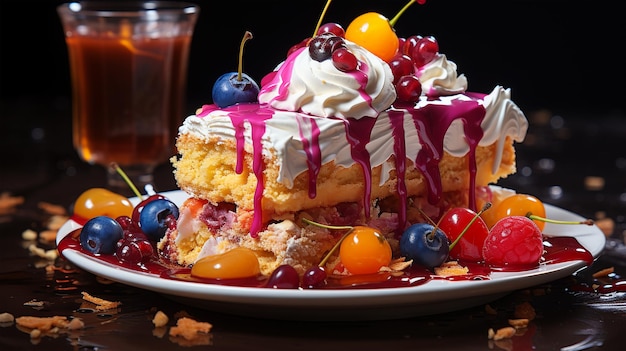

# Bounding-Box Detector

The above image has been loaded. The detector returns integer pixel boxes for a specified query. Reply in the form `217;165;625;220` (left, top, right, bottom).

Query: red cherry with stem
438;205;490;262
311;0;335;39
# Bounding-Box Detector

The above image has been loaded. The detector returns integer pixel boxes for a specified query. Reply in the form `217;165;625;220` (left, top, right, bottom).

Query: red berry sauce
58;228;594;290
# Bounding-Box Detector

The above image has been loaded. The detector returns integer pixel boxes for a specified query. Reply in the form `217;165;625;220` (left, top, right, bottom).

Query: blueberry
80;216;124;254
400;223;450;269
211;72;259;108
138;198;179;241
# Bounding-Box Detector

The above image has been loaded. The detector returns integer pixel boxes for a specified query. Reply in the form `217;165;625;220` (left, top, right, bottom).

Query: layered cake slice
158;11;528;276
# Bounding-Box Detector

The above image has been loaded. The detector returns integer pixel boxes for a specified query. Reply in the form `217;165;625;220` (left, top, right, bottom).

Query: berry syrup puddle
58;228;593;290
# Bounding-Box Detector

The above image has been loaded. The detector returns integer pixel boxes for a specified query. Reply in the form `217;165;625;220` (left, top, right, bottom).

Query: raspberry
482;216;543;268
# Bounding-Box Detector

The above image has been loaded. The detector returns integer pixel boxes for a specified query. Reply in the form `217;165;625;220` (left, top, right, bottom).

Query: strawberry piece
482;216;543;268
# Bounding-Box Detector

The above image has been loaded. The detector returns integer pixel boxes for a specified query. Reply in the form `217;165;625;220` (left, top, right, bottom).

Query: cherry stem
237;31;253;82
527;213;594;226
301;217;353;267
389;0;426;27
448;202;492;251
312;0;333;38
110;162;143;200
416;207;440;240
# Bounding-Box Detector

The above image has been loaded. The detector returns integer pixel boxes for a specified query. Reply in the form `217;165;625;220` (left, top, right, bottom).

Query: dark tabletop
2;105;626;351
3;1;626;350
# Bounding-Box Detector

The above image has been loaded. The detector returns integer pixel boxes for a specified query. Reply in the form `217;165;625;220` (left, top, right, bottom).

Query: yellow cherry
191;247;261;279
339;226;392;274
73;188;133;221
345;12;399;62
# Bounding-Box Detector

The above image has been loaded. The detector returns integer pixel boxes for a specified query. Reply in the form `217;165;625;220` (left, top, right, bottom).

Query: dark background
2;0;624;113
1;0;625;194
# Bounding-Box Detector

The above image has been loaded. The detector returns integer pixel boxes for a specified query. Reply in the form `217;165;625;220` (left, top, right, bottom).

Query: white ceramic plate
57;190;605;321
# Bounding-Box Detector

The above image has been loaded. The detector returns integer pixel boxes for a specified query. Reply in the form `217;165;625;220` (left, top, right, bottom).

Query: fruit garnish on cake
60;1;595;290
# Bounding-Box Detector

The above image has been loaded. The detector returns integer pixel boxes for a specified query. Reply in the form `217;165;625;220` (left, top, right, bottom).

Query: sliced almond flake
23;299;46;307
434;261;469;277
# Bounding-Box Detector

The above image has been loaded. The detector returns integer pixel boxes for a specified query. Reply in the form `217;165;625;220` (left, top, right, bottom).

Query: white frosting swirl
182;85;527;188
417;54;468;97
258;40;396;119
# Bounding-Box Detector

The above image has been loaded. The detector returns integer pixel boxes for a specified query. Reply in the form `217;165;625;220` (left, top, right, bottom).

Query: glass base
106;164;155;198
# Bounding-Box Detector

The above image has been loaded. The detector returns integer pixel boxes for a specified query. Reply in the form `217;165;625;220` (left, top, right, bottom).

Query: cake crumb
22;229;38;241
81;291;121;311
39;230;58;243
0;312;15;324
514;301;536;320
67;317;85;330
488;326;516;340
595;217;614;237
47;214;70;230
0;192;24;214
23;299;46;308
38;202;67;216
169;317;212;340
485;304;497;315
15;315;70;332
508;318;529;329
152;310;169;328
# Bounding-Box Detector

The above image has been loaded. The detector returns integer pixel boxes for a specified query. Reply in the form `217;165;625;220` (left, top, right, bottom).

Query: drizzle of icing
227;104;272;237
337;116;377;219
407;99;485;210
296;115;321;199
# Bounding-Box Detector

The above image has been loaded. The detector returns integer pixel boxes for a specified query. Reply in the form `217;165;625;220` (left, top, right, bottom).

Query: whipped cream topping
417;53;468;97
186;86;526;186
258;40;397;119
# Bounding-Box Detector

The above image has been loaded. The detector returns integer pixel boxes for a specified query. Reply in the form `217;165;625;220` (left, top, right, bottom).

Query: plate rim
56;190;605;309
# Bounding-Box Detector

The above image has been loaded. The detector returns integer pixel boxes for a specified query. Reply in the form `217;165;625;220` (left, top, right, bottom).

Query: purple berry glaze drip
388;109;408;234
296;115;322;198
345;58;376;114
227;104;272;237
258;47;301;105
407;99;485;211
337;117;377;219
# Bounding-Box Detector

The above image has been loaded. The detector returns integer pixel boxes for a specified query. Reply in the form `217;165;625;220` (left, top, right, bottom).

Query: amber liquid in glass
66;35;191;167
